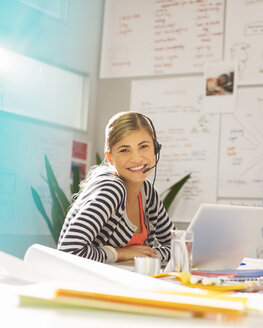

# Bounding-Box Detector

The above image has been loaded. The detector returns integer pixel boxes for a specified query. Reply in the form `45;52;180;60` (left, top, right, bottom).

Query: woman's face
108;128;156;183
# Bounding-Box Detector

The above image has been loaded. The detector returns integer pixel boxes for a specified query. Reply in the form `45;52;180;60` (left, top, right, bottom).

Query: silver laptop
166;203;263;271
189;203;263;270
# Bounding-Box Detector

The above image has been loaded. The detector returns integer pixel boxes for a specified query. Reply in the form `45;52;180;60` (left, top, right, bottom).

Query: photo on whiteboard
203;62;238;114
205;62;236;96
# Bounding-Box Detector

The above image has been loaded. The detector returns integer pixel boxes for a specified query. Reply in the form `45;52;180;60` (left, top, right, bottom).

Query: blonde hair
105;111;156;153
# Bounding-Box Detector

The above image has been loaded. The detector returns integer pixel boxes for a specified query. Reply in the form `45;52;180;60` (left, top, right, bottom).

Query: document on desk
17;281;248;318
0;244;248;317
0;244;188;291
192;269;263;280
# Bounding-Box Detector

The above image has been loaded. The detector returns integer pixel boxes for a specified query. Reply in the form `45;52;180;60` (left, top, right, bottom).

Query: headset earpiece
154;141;162;155
140;113;162;156
140;113;161;184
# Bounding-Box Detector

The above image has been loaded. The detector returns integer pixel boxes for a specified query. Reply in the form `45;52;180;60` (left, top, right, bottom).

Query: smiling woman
57;111;175;265
105;129;155;183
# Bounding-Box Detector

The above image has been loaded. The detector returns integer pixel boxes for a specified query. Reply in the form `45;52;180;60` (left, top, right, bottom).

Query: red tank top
126;192;147;246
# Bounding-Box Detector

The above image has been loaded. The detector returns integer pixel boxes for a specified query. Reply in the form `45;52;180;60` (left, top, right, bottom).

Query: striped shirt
58;172;175;264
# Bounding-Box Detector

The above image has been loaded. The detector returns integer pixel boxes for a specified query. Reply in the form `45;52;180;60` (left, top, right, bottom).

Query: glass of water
170;230;194;273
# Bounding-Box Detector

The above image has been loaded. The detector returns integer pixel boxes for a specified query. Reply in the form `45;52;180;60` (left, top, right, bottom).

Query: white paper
0;244;248;316
23;244;189;293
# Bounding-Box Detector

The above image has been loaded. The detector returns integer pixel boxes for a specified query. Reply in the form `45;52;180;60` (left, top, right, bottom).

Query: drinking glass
170;230;194;273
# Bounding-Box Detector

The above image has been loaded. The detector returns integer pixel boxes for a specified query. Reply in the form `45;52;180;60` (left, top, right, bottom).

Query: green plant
70;166;81;194
31;156;80;245
161;173;191;211
96;152;103;165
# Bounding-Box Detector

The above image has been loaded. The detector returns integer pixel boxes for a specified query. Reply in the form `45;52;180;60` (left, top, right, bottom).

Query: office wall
96;0;263;255
0;0;104;257
1;0;262;259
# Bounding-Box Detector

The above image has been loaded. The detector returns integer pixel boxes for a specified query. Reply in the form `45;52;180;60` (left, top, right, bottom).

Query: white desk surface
1;259;263;328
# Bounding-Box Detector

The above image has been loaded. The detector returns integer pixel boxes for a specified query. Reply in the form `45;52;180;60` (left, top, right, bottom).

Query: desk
111;259;135;271
1;260;263;328
0;288;263;328
1;305;263;328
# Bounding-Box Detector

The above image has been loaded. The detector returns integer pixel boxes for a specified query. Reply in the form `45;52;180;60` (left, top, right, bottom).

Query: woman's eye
140;144;149;149
120;149;128;153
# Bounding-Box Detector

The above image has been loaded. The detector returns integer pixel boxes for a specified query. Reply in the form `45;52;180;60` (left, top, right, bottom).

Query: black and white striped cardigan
58;173;175;263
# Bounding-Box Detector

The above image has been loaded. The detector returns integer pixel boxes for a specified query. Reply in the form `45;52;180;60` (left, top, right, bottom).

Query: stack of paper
0;244;248;318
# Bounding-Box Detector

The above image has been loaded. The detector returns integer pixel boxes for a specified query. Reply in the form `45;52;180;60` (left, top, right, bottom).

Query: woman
58;111;175;264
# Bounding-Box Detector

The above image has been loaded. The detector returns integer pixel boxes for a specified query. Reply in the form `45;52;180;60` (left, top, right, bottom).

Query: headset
141;114;162;182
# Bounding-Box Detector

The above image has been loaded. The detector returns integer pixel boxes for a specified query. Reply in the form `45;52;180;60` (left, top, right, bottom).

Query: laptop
165;203;263;271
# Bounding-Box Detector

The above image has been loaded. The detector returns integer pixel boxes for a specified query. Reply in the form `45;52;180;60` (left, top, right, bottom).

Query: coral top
126;192;147;246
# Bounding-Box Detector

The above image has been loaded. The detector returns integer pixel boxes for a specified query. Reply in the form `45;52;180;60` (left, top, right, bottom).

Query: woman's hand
116;245;158;262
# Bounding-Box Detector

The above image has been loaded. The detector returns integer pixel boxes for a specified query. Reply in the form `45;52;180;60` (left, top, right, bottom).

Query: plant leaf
45;155;71;216
70;166;80;195
51;203;64;244
96;152;102;165
44;155;71;244
30;187;56;242
162;173;191;211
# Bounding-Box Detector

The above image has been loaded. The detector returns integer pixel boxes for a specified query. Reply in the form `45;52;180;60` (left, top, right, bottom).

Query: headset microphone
142;163;157;174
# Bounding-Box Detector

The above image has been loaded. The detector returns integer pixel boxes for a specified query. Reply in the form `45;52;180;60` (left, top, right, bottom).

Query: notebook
165;203;263;271
191;269;263;281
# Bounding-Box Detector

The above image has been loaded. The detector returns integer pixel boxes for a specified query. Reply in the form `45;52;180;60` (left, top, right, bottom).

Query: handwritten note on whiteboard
131;77;219;221
225;0;263;85
219;86;263;198
100;0;224;78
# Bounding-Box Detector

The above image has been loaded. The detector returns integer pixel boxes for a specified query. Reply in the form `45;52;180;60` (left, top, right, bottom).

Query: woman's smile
127;164;147;172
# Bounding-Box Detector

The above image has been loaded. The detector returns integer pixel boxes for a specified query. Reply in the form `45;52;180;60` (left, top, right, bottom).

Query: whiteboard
100;0;224;78
131;77;219;220
224;0;263;85
219;86;263;198
0;47;89;130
